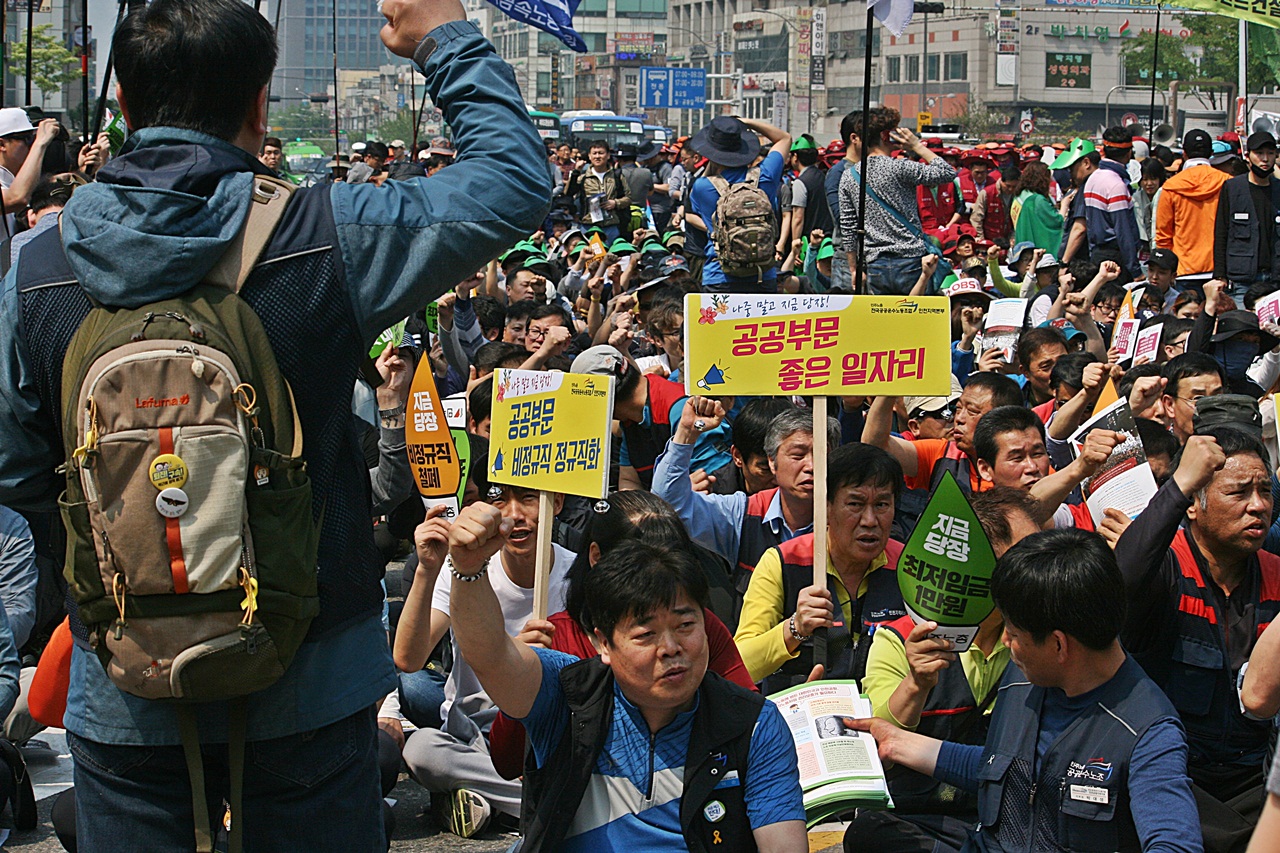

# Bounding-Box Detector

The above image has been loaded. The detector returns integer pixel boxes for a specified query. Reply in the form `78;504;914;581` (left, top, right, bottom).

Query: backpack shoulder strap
744;166;761;189
706;175;731;198
203;175;296;293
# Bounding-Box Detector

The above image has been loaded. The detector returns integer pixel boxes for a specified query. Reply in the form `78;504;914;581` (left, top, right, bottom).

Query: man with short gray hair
653;399;839;594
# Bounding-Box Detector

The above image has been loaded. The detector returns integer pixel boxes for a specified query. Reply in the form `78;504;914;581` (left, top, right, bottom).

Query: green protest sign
898;471;997;651
443;393;472;505
370;319;407;360
424;302;439;335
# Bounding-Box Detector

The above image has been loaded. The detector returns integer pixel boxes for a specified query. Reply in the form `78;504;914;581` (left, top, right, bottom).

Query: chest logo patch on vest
703;800;726;823
1067;758;1114;782
1069;784;1109;805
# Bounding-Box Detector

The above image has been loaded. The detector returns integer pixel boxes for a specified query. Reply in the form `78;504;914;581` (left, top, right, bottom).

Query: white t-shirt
0;166;15;238
432;542;574;736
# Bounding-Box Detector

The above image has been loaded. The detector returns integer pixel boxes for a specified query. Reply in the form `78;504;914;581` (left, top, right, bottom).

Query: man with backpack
688;115;790;293
0;0;549;849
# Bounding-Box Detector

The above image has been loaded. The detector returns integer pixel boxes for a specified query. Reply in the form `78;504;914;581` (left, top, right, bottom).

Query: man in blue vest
445;508;807;852
1114;424;1278;852
853;528;1202;853
847;487;1038;853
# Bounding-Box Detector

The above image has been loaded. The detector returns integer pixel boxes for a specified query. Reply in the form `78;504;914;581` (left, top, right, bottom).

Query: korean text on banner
683;293;951;397
407;357;463;516
489;369;615;499
443;393;472;506
897;472;997;652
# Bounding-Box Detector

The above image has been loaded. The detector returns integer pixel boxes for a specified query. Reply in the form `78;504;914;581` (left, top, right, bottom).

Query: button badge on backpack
148;454;189;490
155;487;190;519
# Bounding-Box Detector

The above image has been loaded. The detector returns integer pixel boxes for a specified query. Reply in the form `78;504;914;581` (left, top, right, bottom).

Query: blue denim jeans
866;255;925;296
398;665;447;730
68;707;384;852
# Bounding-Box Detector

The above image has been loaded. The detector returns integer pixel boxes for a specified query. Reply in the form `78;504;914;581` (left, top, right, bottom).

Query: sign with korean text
406;358;463;517
810;6;827;90
898;472;997;652
443;393;472;506
683;294;951;397
370;320;407;360
489;369;615;499
1045;52;1092;89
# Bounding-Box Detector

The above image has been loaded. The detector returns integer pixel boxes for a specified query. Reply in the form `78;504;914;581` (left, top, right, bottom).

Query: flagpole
1147;4;1161;133
854;2;874;295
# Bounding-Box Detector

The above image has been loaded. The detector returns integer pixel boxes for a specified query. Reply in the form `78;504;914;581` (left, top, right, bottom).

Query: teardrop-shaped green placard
898;471;997;643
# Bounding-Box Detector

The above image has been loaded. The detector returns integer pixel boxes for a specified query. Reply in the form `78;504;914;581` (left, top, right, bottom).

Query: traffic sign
916;111;932;133
640;67;707;110
1019;118;1034;135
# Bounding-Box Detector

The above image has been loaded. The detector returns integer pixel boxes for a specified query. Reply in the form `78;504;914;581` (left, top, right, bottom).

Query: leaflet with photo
975;298;1027;363
1068;396;1159;524
768;680;891;825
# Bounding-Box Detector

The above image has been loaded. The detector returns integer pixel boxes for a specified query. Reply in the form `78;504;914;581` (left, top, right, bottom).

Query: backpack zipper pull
111;572;128;640
233;384;266;448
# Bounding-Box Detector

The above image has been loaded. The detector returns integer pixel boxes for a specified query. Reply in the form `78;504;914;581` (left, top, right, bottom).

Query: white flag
869;0;914;37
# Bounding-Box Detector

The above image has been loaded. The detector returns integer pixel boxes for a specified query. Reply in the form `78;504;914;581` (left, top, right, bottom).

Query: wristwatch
378;403;406;428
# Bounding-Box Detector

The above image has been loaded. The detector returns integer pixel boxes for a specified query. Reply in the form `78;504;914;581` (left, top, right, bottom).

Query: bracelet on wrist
378;404;406;419
448;555;491;583
788;614;808;642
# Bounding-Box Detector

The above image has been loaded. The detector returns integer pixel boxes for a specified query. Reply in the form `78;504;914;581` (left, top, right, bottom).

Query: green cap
1049;138;1097;171
816;238;835;261
521;255;555;276
640;240;667;255
790;135;817;152
608;238;637;255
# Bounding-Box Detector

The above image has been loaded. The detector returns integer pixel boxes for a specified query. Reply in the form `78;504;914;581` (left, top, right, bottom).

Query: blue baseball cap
1007;241;1036;268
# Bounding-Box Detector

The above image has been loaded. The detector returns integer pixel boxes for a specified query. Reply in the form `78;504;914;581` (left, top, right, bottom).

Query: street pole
1239;17;1247;131
920;8;927;121
855;2;874;297
80;0;89;138
24;0;33;105
1148;4;1161;133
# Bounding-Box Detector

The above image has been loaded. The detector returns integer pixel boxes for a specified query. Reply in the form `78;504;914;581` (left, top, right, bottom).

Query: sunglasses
912;403;955;421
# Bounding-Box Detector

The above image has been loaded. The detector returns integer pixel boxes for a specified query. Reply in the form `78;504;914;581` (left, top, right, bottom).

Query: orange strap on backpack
29;617;71;729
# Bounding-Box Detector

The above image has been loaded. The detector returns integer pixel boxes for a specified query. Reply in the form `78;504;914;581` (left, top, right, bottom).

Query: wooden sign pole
812;396;829;670
533;490;555;621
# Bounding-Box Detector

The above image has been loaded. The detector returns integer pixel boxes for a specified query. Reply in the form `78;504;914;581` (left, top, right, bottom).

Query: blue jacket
0;22;549;745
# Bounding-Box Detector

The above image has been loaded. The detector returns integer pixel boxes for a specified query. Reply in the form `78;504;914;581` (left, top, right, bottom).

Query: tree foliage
8;24;80;107
1121;16;1280;102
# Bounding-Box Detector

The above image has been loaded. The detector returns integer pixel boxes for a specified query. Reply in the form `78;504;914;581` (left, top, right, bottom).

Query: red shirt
487;607;755;780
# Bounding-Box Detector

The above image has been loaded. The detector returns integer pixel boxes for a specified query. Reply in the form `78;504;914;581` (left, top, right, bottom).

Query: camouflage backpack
708;168;778;280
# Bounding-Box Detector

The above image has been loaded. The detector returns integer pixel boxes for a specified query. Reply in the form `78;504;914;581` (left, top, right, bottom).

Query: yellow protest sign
406;357;462;513
489;369;615;499
683;293;951;397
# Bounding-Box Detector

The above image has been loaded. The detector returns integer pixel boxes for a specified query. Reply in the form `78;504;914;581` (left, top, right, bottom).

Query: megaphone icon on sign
697;364;726;391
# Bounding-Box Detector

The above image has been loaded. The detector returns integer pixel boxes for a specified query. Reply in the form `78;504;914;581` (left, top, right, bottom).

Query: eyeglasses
526;326;553;341
663;325;684;340
1094;303;1121;317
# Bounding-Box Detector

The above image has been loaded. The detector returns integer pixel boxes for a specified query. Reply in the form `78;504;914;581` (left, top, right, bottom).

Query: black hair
1066;258;1098;285
423;154;450;172
970;487;1039;552
566;491;697;630
964;372;1024;409
466;433;490;496
794;135;820;167
1162;352;1227;399
469;377;493;427
529;302;574;329
1152;144;1177;168
583;541;709;642
1101;125;1133;160
1244;281;1280;312
1095;281;1127;308
639;284;684;309
364;141;389;161
504;300;537;325
1017;326;1068;370
1140;158;1167;183
1162;316;1194;344
991;528;1126;650
1049;350;1099;394
471;295;506;339
28;173;83;216
474;341;527;375
588;139;609;153
973;405;1045;466
828;443;902;504
614;351;642;401
262;136;282;151
733;398;796;461
114;0;276;142
1136;417;1178;468
1116;361;1162;402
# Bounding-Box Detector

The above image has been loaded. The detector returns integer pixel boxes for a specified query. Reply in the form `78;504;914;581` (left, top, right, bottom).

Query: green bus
528;109;561;142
